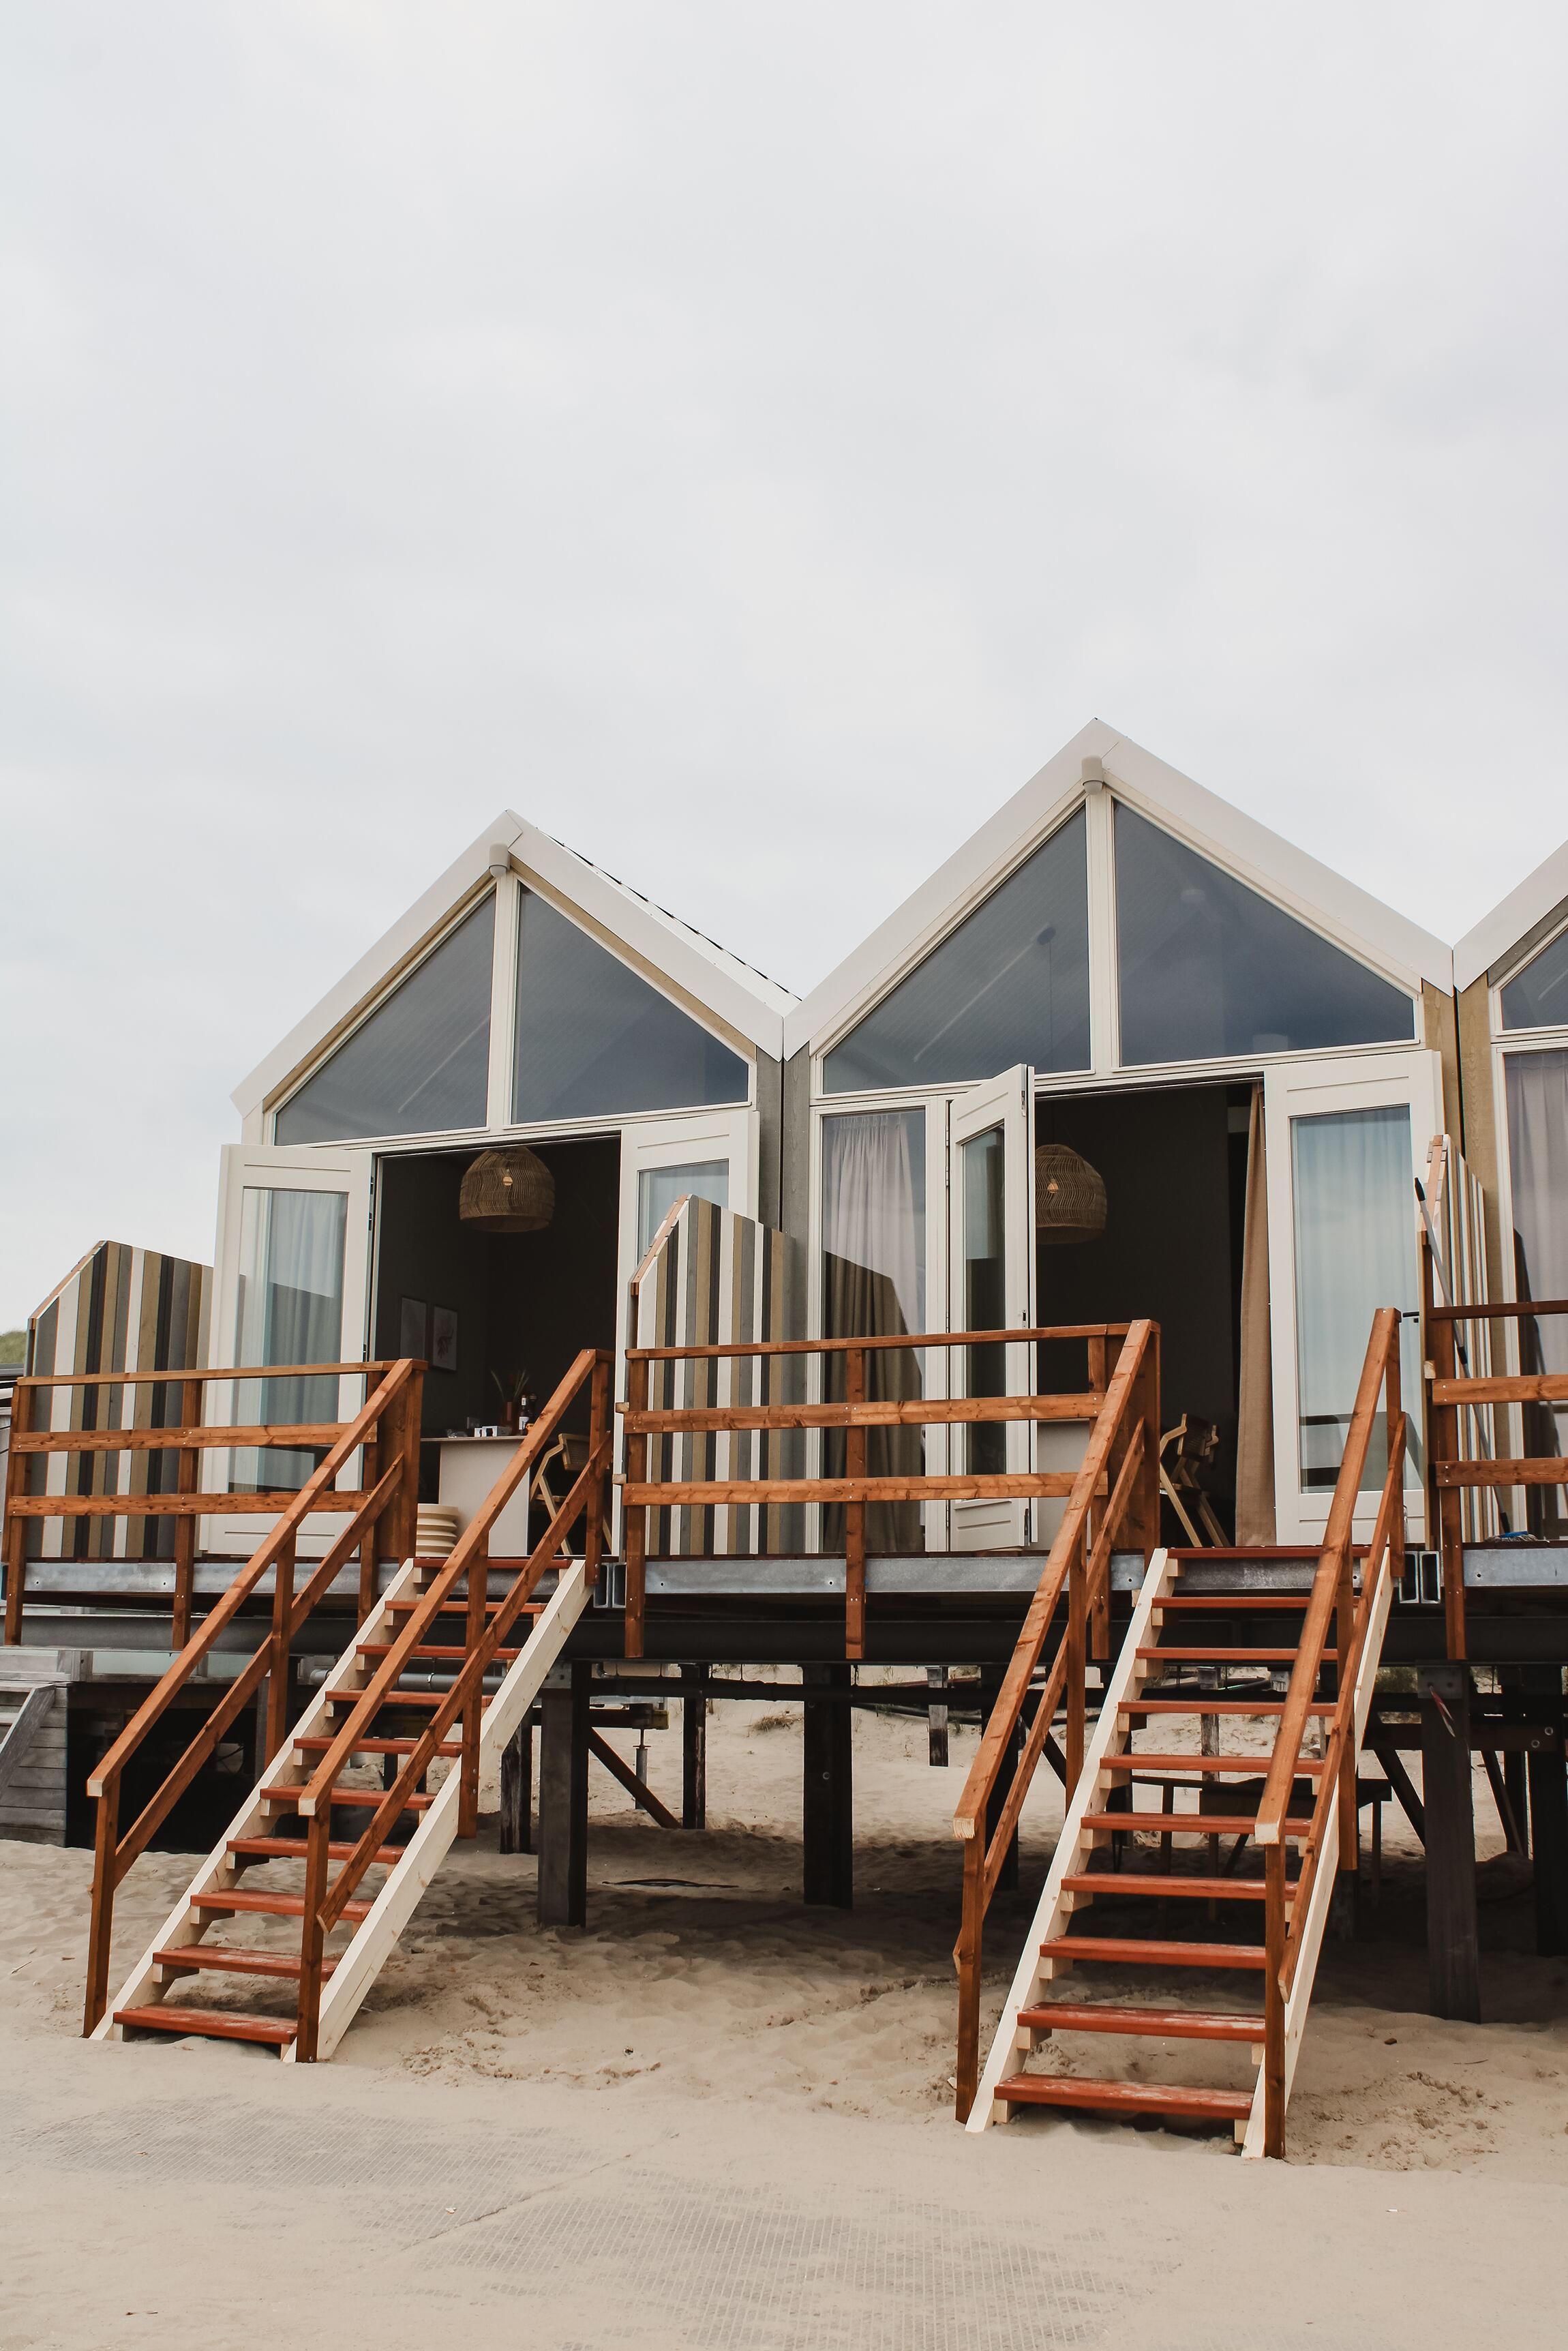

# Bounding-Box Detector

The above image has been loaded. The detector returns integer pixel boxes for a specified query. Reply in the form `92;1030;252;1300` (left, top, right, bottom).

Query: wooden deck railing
78;1358;425;2033
3;1358;424;1647
288;1347;613;2058
1423;1241;1568;1661
1254;1306;1406;2157
619;1322;1143;1663
948;1319;1161;2118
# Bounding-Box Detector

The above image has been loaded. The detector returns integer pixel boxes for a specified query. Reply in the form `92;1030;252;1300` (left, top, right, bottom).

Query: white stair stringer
965;1547;1176;2132
292;1557;588;2060
93;1557;588;2056
1237;1548;1393;2159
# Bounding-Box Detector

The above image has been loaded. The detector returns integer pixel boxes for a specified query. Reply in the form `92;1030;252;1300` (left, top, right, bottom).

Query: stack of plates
414;1503;461;1559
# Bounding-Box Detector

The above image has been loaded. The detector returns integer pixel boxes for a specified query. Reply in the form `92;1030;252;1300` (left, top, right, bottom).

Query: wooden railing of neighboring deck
1423;1243;1568;1662
619;1322;1146;1665
1254;1306;1406;2158
78;1358;426;2034
948;1319;1161;2120
3;1358;424;1649
288;1347;614;2058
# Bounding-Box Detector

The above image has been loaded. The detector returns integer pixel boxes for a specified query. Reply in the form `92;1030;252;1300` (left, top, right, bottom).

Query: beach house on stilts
5;722;1567;2153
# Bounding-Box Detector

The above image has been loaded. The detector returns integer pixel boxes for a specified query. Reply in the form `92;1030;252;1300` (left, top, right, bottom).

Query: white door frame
1263;1050;1441;1547
948;1064;1037;1551
206;1142;374;1557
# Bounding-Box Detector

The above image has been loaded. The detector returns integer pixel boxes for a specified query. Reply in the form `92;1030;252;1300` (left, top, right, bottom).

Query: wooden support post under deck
681;1663;707;1829
981;1666;1021;1893
1520;1666;1568;1957
927;1664;949;1767
537;1661;590;1928
1420;1664;1481;2020
500;1713;533;1855
802;1662;852;1908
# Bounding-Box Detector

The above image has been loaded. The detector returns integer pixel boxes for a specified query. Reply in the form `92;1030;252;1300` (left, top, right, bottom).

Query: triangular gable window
1115;805;1414;1065
276;895;494;1143
1501;923;1568;1030
513;888;748;1120
822;811;1090;1093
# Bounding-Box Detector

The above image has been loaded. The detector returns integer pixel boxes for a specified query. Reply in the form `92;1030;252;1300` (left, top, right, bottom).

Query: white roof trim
785;720;1455;1059
232;812;789;1118
1454;836;1568;992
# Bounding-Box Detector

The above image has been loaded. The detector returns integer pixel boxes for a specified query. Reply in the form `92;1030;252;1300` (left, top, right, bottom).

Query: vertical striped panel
22;1240;213;1566
632;1199;802;1559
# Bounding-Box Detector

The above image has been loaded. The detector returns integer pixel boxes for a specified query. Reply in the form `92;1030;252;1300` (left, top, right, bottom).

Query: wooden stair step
261;1784;432;1812
356;1642;523;1664
997;2073;1253;2122
1061;1873;1271;1902
1040;1934;1266;1968
228;1835;404;1865
153;1945;338;1981
326;1690;489;1712
384;1598;544;1617
1102;1753;1325;1775
114;2003;297;2046
1136;1647;1334;1664
1156;1595;1310;1611
1123;1697;1333;1716
291;1733;462;1758
1079;1811;1306;1839
191;1889;374;1921
1018;2001;1263;2041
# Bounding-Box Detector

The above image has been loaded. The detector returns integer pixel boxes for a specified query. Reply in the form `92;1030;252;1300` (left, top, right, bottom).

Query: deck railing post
1066;1521;1087;1789
624;1346;649;1658
82;1771;121;2035
954;1829;984;2121
3;1375;33;1645
1263;1838;1287;2157
265;1530;297;1767
1424;1245;1467;1663
170;1375;202;1651
844;1345;866;1661
584;1351;612;1587
459;1526;489;1838
295;1808;331;2062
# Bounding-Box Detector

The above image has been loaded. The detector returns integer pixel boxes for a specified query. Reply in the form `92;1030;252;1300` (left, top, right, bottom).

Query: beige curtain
1235;1083;1276;1544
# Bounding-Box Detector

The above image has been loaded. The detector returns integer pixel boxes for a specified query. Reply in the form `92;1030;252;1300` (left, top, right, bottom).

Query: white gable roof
785;720;1454;1060
232;811;794;1119
1454;837;1568;993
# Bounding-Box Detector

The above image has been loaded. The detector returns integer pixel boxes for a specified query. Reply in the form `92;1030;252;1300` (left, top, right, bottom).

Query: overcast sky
3;4;1566;1324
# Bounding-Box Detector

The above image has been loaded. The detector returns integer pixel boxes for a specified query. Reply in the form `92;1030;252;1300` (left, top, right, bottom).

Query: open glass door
206;1143;373;1556
948;1064;1036;1551
1264;1051;1441;1546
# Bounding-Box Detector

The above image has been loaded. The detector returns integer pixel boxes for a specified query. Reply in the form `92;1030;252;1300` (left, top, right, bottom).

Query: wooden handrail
77;1358;425;2034
1256;1308;1406;2157
948;1319;1162;2120
16;1360;406;1388
1426;1298;1568;1322
626;1322;1132;1364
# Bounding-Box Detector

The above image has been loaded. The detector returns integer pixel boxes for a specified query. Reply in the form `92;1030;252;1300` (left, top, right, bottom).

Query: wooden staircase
83;1346;612;2062
964;1307;1408;2157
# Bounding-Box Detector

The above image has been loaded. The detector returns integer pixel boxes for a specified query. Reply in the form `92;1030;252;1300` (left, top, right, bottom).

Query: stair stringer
1237;1550;1394;2159
965;1547;1176;2133
290;1557;588;2060
92;1557;427;2040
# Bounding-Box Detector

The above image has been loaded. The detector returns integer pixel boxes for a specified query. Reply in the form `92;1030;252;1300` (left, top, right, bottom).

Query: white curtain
1291;1105;1418;1493
1505;1051;1568;1513
235;1187;348;1489
820;1111;925;1341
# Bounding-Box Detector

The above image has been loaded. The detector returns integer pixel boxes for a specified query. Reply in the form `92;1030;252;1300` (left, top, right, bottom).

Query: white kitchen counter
434;1433;532;1555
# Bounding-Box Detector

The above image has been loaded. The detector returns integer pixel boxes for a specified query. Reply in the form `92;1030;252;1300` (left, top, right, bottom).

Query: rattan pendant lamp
1034;1143;1107;1246
459;1145;556;1233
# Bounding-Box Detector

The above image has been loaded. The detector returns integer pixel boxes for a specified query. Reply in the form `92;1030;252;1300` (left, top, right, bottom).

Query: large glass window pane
277;897;494;1144
821;1109;925;1551
1116;805;1415;1066
232;1186;347;1491
1504;1048;1568;1533
637;1160;729;1255
1291;1105;1419;1492
961;1126;1007;1473
1501;929;1568;1031
823;812;1089;1093
513;890;749;1120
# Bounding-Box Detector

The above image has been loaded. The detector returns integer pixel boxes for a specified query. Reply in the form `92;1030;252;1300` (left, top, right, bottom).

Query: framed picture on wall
430;1305;459;1373
399;1296;427;1358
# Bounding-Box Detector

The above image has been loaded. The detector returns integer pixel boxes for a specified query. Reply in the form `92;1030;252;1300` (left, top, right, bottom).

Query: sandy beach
3;1690;1567;2346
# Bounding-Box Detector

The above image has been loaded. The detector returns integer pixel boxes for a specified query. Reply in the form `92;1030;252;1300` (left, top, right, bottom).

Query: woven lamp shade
459;1146;555;1234
1034;1143;1107;1246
